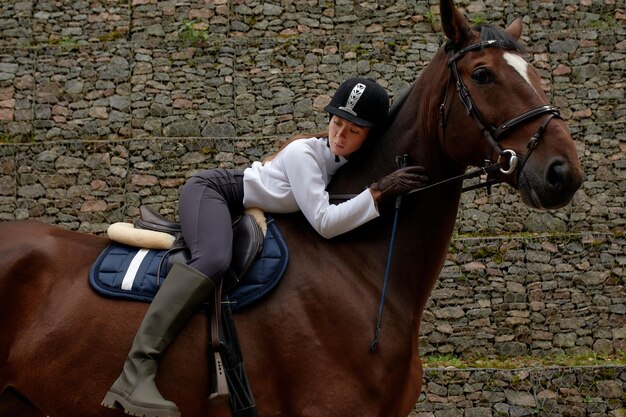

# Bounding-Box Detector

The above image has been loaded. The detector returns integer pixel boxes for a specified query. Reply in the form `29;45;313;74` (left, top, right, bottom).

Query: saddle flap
228;214;265;287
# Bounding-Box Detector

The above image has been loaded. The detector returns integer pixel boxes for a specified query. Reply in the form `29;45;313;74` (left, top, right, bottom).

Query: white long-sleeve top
243;137;379;239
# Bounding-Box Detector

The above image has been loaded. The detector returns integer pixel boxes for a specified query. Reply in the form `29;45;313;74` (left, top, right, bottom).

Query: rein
330;161;505;203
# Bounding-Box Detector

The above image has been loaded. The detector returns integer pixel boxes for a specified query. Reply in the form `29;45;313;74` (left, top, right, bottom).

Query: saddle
135;205;265;291
133;205;262;414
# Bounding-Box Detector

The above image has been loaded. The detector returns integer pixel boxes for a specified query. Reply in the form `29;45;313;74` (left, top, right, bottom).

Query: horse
0;0;582;416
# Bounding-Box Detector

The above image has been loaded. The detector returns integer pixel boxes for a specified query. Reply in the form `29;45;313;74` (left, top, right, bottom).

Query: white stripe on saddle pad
121;248;150;290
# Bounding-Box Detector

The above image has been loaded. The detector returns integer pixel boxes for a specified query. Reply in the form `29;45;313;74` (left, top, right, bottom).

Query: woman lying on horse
101;77;429;417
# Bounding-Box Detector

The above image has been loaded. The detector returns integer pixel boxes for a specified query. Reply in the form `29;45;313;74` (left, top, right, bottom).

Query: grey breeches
178;168;245;278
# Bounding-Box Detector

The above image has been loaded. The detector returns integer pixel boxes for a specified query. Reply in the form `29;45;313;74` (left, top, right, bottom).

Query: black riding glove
370;166;428;203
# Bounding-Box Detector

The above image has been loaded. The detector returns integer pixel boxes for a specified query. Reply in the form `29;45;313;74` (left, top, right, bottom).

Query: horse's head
436;0;583;209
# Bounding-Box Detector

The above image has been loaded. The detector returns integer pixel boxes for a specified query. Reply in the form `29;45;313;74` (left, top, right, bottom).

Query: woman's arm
282;143;379;239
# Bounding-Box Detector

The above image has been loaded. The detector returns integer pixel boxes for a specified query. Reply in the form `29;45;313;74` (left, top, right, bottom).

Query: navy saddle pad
89;218;288;312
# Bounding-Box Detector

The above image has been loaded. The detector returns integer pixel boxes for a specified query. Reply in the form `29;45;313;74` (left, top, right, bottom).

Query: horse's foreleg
0;388;46;417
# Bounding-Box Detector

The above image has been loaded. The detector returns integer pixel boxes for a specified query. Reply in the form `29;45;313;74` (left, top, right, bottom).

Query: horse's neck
400;53;465;179
327;51;465;323
391;67;465;313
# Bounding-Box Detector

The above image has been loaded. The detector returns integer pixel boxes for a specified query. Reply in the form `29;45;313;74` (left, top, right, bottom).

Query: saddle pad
89;219;288;312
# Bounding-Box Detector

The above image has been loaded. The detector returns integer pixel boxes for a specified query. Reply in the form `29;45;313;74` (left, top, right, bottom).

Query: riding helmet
325;77;389;128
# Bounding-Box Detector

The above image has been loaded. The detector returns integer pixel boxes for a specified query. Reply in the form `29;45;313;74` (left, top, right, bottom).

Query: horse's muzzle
519;156;583;210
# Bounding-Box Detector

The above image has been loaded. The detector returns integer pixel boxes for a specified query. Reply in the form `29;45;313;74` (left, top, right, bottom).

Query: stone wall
0;0;624;413
423;233;625;359
1;0;624;235
413;365;625;416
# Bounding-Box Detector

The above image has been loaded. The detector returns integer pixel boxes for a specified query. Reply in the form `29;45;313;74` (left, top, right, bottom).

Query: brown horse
0;1;582;416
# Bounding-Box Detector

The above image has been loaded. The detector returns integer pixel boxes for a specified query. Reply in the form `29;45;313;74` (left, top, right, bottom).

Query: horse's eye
472;68;494;84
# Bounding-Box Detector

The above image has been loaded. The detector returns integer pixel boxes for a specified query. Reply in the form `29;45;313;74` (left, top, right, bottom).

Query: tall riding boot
101;262;216;417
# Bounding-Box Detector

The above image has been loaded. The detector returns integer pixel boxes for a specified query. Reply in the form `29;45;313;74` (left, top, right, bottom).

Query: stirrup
208;351;230;404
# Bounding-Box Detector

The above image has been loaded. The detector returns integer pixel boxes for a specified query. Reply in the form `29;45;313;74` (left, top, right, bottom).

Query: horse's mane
476;24;526;54
387;83;415;125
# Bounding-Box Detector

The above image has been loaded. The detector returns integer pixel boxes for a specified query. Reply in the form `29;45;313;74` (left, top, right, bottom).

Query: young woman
102;77;428;417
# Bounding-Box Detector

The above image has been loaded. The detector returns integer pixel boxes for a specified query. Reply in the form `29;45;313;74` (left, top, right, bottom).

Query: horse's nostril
547;160;566;190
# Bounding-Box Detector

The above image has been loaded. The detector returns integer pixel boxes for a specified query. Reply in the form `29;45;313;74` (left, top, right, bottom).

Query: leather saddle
135;205;265;291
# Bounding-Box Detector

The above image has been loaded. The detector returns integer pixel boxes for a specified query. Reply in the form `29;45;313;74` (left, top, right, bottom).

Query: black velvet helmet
324;77;389;128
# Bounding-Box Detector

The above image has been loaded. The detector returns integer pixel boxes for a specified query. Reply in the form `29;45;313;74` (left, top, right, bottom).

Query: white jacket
243;137;379;239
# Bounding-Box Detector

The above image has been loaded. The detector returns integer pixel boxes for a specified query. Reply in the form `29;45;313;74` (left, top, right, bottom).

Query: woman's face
328;115;370;158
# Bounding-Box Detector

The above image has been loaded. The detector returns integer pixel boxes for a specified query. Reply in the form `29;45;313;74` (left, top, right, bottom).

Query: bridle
440;39;562;182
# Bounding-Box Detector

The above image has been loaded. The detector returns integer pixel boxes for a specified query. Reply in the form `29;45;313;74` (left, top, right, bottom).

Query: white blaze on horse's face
503;52;541;98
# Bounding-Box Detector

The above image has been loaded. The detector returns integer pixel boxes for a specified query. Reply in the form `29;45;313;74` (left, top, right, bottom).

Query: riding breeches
178;168;245;278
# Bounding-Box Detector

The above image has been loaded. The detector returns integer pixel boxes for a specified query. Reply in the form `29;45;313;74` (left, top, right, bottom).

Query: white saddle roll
107;222;175;250
106;207;267;250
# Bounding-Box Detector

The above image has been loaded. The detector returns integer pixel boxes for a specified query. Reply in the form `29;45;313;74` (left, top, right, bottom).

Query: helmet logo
338;83;366;117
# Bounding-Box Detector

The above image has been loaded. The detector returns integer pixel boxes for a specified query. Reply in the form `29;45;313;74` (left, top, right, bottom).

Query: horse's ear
440;0;472;45
505;16;524;40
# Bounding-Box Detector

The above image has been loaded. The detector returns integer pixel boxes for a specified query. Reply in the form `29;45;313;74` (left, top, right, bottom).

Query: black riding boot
101;262;215;417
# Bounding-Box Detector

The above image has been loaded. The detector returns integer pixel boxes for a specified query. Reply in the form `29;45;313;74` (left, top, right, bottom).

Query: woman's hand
370;166;428;204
